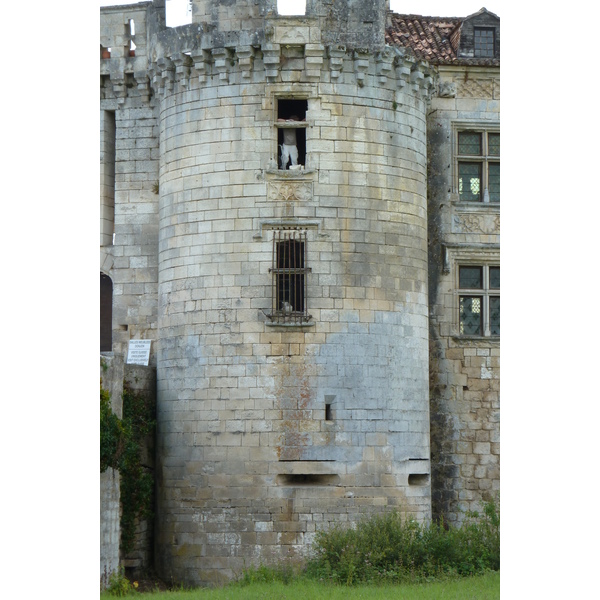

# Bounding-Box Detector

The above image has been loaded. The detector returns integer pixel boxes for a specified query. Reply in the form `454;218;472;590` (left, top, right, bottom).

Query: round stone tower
150;0;435;585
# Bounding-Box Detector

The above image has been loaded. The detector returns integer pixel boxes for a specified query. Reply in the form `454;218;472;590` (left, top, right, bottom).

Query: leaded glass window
458;163;482;202
458;265;500;337
460;296;483;335
490;296;500;335
456;128;500;203
474;28;495;58
458;132;482;155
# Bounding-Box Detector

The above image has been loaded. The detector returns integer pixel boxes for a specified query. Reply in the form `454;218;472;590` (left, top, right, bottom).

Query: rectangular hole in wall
276;474;340;486
408;474;430;486
325;394;335;421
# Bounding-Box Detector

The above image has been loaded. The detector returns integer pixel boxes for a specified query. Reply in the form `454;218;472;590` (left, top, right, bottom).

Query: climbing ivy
100;385;124;472
100;381;156;555
119;383;155;554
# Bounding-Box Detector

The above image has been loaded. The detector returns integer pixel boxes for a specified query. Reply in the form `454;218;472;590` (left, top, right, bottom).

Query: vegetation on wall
100;381;156;555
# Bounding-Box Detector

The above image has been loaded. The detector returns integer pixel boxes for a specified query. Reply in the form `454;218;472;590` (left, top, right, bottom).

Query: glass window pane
459;266;483;289
488;133;500;156
458;132;482;156
458;162;481;201
488;162;500;202
474;28;495;58
490;296;500;335
489;267;500;289
460;296;482;335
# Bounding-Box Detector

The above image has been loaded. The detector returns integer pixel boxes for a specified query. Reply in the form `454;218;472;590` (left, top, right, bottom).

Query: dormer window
474;27;495;58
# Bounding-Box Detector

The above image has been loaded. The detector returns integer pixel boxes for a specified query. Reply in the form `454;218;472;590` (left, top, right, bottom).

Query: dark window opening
474;28;495;58
325;403;332;421
100;273;113;352
278;99;307;121
277;99;307;170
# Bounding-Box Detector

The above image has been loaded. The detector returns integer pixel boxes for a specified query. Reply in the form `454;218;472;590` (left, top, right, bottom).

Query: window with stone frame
268;229;311;324
456;128;499;203
276;99;307;170
458;265;500;336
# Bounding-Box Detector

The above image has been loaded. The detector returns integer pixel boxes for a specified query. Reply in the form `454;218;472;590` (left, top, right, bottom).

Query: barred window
459;265;500;336
268;230;311;324
457;129;499;203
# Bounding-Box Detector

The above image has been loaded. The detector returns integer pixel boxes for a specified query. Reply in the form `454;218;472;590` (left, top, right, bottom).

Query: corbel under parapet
327;45;346;81
236;45;255;78
305;44;324;82
170;53;193;88
353;49;370;87
263;42;281;82
376;48;394;85
190;48;211;84
212;47;233;82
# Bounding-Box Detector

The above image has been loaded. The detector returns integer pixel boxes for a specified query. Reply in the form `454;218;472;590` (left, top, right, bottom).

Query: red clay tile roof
386;12;499;66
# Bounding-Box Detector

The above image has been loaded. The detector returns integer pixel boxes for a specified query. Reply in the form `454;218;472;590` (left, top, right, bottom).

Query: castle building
100;0;499;586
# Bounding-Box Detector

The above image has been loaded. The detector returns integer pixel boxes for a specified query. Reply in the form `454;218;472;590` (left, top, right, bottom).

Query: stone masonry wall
102;0;443;587
148;1;436;586
427;66;500;524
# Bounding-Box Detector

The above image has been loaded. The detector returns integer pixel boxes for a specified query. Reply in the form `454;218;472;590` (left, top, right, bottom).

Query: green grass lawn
101;571;499;600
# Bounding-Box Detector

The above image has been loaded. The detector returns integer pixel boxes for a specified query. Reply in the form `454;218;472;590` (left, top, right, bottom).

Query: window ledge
452;201;500;210
452;335;500;343
266;167;316;178
266;320;315;328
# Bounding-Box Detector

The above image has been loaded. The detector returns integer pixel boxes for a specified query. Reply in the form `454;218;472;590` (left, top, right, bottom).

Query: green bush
306;498;500;585
105;569;138;596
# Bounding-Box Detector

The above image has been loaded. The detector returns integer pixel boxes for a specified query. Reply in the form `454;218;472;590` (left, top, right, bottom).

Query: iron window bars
268;229;311;324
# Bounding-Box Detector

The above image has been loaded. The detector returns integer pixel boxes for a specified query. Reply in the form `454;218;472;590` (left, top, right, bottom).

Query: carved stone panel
452;211;500;234
267;180;313;201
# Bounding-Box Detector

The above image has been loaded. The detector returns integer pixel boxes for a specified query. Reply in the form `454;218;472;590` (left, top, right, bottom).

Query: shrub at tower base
303;498;500;585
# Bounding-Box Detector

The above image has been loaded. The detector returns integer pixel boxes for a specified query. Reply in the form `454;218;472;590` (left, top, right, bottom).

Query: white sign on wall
126;340;152;366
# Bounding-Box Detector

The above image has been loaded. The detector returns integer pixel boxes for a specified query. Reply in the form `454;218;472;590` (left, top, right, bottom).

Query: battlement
100;1;435;104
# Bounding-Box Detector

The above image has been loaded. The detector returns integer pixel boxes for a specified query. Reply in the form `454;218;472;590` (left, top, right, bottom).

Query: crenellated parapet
101;0;436;105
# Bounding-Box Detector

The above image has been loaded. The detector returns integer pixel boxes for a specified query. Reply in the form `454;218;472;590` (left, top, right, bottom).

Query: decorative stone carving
456;78;499;99
267;180;313;202
439;81;456;97
452;212;500;234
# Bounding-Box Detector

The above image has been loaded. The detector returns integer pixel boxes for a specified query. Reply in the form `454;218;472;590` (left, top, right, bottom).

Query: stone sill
265;321;315;328
452;201;500;212
451;335;500;344
265;167;315;178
